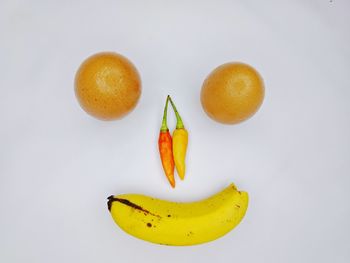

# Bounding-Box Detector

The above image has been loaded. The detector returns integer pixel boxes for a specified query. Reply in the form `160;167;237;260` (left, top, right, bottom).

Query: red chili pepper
158;97;175;188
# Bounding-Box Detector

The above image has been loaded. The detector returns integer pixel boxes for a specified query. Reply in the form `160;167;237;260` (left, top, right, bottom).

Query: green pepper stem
160;96;169;132
168;95;184;129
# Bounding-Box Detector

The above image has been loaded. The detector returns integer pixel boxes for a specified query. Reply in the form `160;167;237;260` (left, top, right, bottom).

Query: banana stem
168;95;184;129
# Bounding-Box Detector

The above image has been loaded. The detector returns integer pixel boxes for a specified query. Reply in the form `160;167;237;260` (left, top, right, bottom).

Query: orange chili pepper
158;97;175;188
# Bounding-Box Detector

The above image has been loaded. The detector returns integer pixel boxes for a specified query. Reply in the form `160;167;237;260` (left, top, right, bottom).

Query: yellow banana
107;183;248;246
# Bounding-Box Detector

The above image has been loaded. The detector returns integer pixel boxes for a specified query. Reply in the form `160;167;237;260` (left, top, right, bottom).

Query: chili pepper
168;96;188;180
158;97;175;188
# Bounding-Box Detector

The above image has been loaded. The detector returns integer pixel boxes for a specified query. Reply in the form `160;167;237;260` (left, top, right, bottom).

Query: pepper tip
169;178;176;188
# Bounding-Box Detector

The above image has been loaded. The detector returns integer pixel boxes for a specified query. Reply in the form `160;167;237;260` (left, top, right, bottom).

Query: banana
107;183;248;246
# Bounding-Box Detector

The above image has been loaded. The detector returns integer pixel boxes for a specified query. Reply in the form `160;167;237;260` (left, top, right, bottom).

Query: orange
200;62;264;124
75;52;141;120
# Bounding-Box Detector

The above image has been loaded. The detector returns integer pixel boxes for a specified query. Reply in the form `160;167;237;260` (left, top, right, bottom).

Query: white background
1;0;350;262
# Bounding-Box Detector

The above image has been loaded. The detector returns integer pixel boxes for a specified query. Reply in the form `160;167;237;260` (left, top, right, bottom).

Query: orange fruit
200;62;264;124
75;52;141;120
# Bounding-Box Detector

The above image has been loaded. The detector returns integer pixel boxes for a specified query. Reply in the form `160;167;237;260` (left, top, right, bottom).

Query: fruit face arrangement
75;52;265;246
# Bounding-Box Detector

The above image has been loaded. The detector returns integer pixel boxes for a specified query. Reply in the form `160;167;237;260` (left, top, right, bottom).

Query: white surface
1;0;350;262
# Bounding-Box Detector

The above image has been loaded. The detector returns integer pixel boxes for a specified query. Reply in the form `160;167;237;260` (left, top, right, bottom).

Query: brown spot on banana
107;196;161;218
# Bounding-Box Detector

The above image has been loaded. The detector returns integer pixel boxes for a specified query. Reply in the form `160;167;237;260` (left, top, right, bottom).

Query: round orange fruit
200;62;264;124
75;52;141;120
